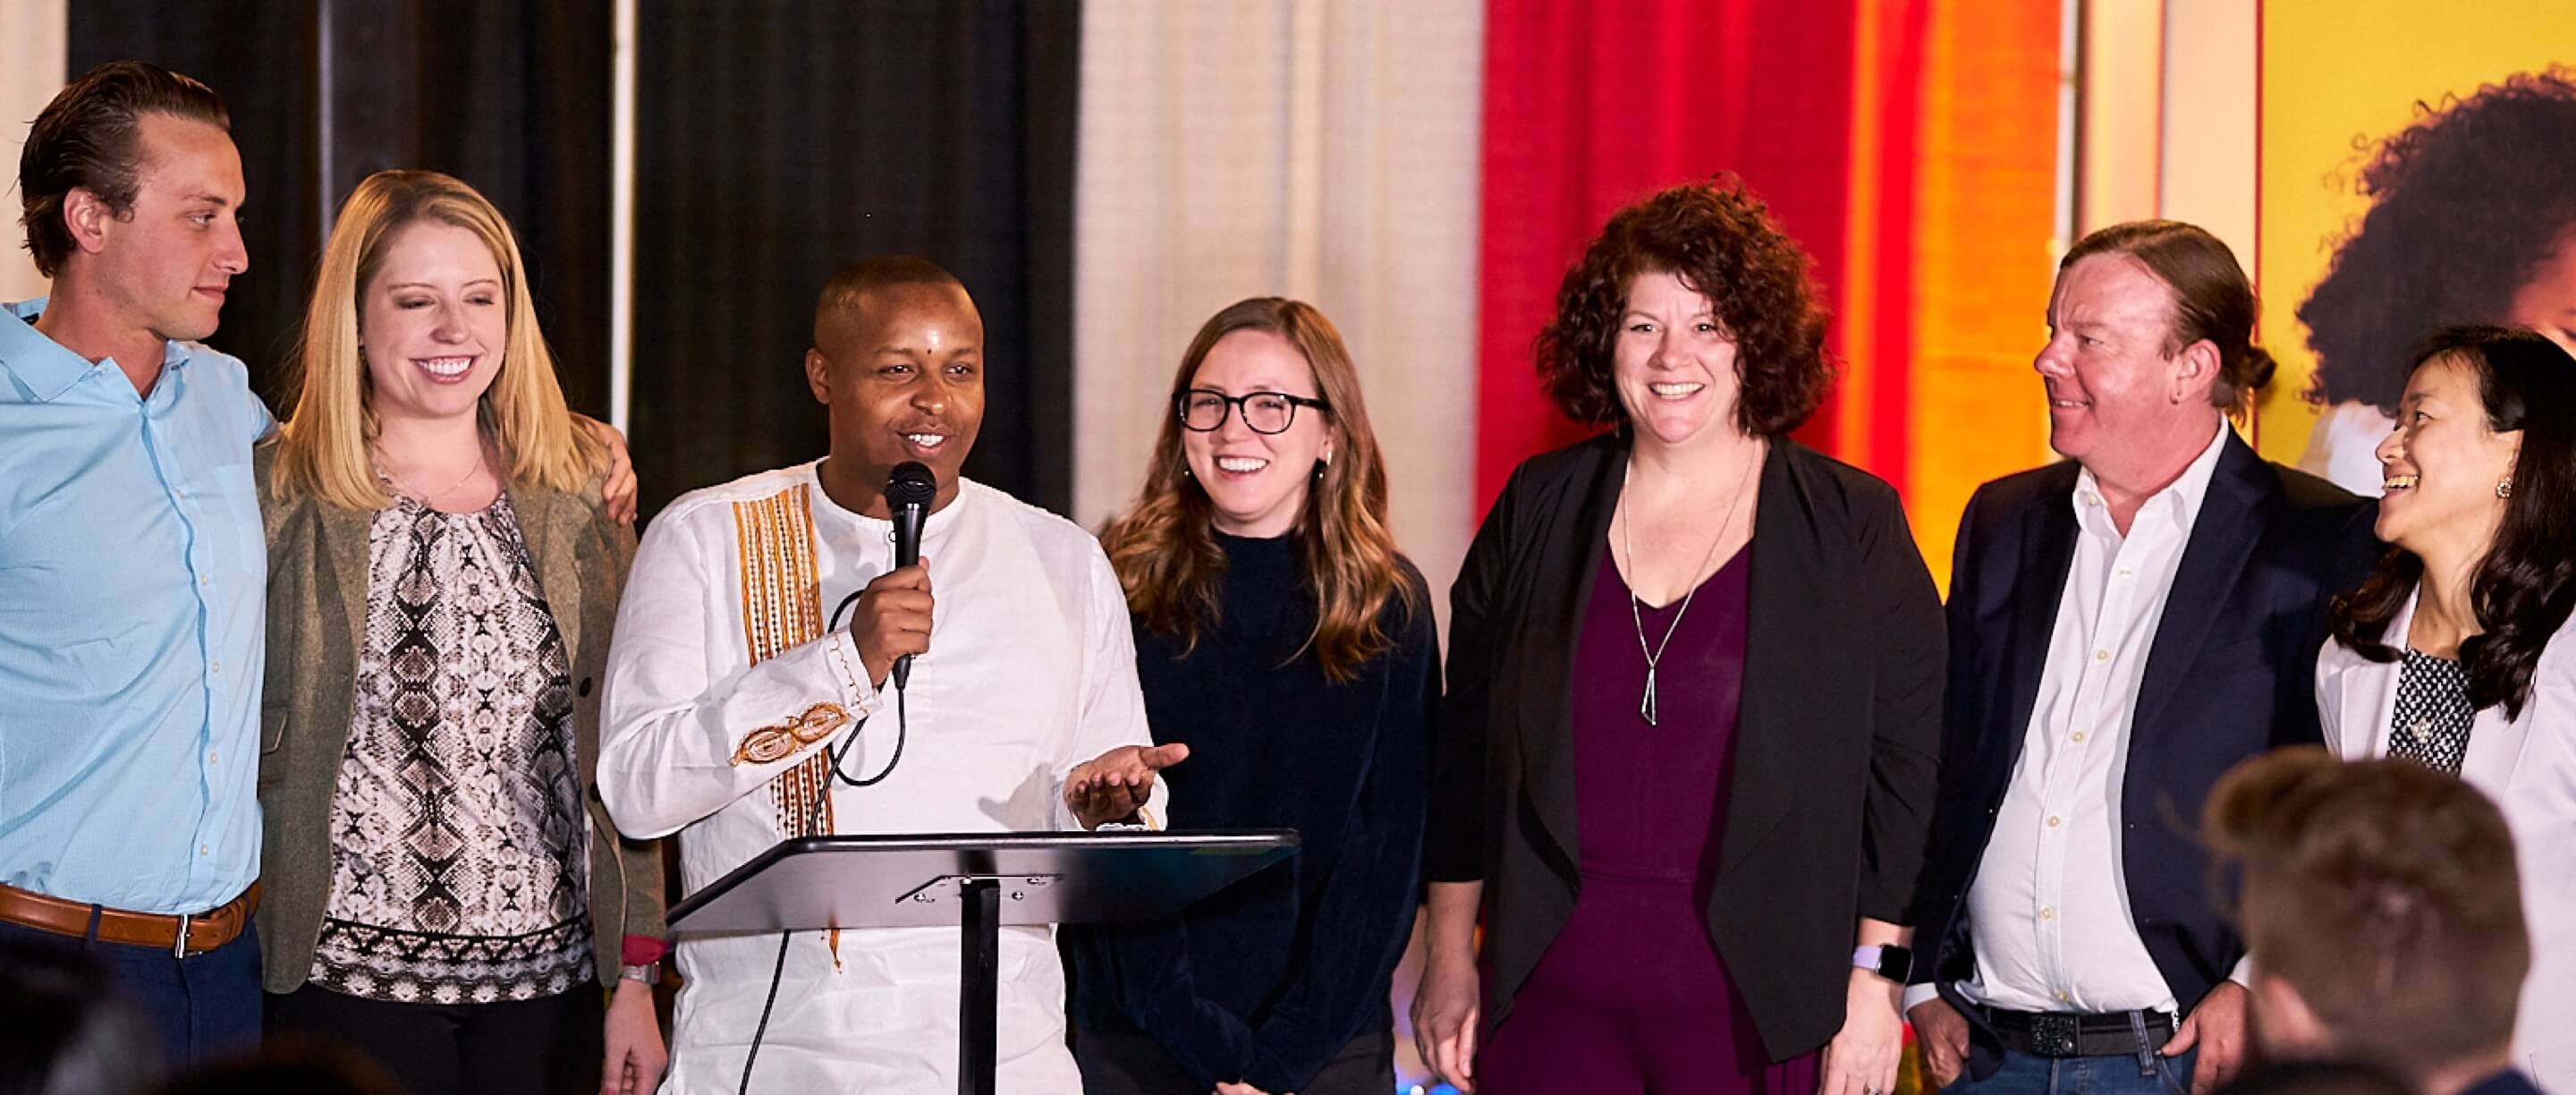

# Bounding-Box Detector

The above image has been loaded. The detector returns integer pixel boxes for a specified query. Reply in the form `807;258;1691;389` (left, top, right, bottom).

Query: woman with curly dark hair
2296;68;2576;495
2315;327;2576;1088
1410;179;1944;1095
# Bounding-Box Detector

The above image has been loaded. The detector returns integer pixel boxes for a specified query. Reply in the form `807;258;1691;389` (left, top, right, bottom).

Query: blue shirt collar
2;297;196;403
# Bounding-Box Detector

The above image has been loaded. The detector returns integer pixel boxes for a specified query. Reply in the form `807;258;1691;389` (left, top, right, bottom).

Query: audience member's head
0;938;162;1095
2207;749;2527;1094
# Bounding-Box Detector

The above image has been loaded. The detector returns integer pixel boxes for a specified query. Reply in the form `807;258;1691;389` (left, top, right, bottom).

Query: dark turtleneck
1066;531;1439;1093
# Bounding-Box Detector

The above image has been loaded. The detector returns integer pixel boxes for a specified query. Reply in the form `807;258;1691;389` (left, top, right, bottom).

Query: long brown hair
1098;298;1419;683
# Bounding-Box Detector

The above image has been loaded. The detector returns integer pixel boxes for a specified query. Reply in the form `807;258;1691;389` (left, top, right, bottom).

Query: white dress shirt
597;463;1164;1094
1956;425;2231;1014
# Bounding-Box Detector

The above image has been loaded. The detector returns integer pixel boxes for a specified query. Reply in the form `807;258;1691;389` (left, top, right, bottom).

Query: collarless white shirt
597;462;1161;1094
1960;423;2231;1014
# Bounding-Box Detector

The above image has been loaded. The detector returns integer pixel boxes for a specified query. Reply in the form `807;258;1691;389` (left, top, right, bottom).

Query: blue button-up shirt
0;299;272;913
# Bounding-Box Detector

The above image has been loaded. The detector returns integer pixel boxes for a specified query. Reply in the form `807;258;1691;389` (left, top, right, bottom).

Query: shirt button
2116;566;2134;580
2055;990;2071;1003
2047;815;2062;828
208;751;219;766
209;660;221;675
2039;906;2056;921
199;845;210;857
2093;649;2110;662
2072;731;2088;743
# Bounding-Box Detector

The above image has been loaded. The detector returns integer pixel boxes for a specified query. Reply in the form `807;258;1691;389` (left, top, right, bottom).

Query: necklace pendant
1640;666;1659;727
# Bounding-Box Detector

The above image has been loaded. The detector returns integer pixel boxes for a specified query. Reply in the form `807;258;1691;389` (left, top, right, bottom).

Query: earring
2498;479;2513;500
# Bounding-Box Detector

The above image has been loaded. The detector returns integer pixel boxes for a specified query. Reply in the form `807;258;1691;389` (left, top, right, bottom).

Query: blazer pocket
261;699;292;756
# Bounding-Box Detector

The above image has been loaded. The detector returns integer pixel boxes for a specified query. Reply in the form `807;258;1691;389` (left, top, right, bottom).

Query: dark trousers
266;980;606;1095
0;915;264;1070
1074;1019;1394;1095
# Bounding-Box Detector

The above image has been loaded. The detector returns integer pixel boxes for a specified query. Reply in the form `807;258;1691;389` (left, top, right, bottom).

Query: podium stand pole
959;879;1001;1095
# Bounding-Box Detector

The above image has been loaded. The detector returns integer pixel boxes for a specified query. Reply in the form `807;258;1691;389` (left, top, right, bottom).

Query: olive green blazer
250;438;664;994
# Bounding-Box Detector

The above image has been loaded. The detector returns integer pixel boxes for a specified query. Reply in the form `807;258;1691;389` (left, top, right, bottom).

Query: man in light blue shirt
0;61;268;1067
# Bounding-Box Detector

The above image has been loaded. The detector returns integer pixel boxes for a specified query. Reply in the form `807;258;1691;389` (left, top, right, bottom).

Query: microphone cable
735;589;913;1094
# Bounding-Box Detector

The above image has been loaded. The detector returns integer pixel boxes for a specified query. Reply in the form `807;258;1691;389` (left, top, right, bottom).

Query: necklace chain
376;445;487;504
1617;451;1757;726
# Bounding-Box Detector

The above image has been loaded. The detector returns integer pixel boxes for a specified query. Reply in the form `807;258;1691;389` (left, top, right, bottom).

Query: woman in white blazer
2316;325;2576;1088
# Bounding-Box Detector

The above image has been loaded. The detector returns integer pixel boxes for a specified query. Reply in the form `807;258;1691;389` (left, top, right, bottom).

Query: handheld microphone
886;461;936;690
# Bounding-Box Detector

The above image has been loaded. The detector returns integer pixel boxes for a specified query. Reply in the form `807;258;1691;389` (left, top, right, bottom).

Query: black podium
667;829;1299;1095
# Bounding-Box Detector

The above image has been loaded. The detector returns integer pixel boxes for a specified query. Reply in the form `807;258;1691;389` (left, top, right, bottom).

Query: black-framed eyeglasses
1174;388;1330;435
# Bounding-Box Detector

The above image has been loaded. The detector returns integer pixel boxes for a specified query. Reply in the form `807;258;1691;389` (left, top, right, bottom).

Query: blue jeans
1945;1046;2198;1095
0;914;263;1069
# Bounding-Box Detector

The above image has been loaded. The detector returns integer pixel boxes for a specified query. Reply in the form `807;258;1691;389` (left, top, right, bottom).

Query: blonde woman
254;170;665;1095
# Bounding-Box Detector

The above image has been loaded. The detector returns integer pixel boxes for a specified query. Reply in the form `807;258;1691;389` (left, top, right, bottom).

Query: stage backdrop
2254;2;2576;494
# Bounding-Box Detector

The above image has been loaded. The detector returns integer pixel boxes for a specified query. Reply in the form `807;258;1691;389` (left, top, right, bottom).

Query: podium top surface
667;829;1300;933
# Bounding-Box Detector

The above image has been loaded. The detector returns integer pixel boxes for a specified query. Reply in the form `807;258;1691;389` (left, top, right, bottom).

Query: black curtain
68;4;322;409
632;0;1080;519
68;0;613;420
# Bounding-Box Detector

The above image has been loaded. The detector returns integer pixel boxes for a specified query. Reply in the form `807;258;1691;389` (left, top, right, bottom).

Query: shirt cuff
826;630;883;714
2226;955;2253;989
1902;982;1943;1014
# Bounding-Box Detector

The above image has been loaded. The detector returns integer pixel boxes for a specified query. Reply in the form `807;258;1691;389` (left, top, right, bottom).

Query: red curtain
1473;0;1925;512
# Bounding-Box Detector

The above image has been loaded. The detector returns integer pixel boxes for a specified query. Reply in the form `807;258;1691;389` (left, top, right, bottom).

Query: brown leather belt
0;880;260;956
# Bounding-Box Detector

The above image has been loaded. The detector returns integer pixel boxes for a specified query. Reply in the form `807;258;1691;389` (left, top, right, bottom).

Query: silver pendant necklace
1616;452;1755;726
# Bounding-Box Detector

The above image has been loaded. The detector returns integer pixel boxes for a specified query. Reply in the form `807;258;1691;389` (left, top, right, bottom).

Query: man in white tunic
598;257;1182;1093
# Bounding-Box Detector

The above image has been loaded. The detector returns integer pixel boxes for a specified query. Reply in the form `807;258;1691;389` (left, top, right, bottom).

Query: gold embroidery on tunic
729;702;852;767
731;485;847;964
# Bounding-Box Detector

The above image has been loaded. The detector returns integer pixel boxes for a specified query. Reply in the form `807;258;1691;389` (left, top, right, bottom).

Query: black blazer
1910;431;2377;1077
1424;433;1945;1061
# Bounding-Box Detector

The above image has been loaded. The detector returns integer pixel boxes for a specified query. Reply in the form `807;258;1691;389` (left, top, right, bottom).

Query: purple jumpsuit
1478;548;1824;1095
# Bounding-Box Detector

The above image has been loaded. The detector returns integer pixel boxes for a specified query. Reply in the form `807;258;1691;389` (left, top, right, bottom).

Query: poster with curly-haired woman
2258;4;2576;495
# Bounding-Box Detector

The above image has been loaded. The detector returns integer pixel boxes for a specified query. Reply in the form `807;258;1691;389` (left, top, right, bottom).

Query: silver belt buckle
172;912;192;957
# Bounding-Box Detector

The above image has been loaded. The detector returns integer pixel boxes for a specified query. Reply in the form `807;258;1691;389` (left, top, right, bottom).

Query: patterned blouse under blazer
250;438;665;996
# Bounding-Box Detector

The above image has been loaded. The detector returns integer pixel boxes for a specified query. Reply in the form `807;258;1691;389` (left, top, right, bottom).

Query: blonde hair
1098;298;1420;683
273;169;603;509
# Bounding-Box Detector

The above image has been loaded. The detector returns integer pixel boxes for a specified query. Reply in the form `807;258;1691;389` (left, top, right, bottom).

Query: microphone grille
886;462;938;507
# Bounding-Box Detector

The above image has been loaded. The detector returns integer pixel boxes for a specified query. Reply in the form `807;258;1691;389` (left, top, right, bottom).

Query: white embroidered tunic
597;463;1164;1094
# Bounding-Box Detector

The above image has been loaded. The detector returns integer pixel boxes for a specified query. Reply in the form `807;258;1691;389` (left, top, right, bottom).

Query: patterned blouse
309;490;593;1004
2387;648;2475;777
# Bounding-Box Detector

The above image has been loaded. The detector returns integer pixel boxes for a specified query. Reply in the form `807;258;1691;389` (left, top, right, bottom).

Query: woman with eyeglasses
1064;297;1439;1095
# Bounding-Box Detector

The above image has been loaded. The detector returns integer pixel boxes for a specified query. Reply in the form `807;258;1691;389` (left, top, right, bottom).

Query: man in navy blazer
2206;751;2546;1095
1904;221;2378;1095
